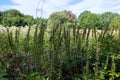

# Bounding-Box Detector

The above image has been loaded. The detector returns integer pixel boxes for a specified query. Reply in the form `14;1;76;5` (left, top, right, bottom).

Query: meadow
0;23;120;80
0;10;120;80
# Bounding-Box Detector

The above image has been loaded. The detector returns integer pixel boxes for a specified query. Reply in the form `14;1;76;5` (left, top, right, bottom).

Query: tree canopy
0;9;35;27
78;11;102;29
109;16;120;30
0;9;120;30
100;12;119;28
47;10;76;31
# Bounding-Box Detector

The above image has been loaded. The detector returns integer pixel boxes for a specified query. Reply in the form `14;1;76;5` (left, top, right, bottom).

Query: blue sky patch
0;0;14;5
69;0;83;5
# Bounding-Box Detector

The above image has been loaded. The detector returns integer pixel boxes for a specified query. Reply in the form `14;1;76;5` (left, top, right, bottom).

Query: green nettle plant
0;10;120;80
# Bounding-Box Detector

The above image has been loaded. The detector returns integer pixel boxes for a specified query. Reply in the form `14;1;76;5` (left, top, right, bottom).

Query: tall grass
0;22;120;80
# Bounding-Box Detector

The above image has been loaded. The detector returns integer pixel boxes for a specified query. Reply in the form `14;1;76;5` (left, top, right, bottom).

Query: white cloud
66;0;120;17
1;0;120;18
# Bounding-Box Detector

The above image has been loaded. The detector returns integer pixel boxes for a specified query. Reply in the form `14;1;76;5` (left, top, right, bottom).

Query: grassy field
0;24;120;80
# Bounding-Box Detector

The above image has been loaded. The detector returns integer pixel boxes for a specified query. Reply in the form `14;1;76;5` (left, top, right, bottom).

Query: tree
109;16;120;30
78;11;102;29
100;12;119;29
48;10;76;30
109;16;120;39
78;11;91;20
12;16;24;27
1;9;24;27
1;9;35;27
2;17;12;27
23;15;34;26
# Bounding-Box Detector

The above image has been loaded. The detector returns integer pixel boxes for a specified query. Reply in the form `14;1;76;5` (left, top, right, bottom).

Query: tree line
0;9;36;27
0;9;120;29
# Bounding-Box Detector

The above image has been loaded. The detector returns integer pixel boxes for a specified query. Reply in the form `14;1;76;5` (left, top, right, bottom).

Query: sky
0;0;120;18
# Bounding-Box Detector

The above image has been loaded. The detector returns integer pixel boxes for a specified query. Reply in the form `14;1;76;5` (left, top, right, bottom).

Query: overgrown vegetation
0;10;120;80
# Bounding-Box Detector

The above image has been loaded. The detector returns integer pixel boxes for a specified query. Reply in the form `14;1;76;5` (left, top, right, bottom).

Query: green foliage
0;11;3;24
78;10;91;19
78;11;102;29
0;9;35;27
35;18;47;27
1;9;23;27
100;12;119;29
1;10;120;80
48;10;76;30
109;16;120;30
0;67;7;80
23;15;35;26
17;72;40;80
